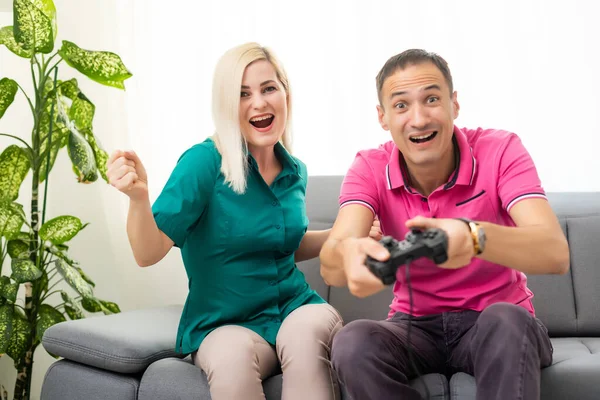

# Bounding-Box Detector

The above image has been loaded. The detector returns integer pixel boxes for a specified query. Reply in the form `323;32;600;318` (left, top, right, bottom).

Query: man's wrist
456;218;486;255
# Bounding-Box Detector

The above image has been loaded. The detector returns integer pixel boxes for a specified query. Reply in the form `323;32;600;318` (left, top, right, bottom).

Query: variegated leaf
38;128;68;183
7;238;29;259
81;128;108;182
0;26;33;58
54;259;93;299
76;266;95;287
0;201;25;240
49;248;95;288
13;0;54;54
0;78;18;119
6;314;30;361
58;40;132;89
56;78;79;100
60;291;84;320
64;305;81;320
0;145;31;201
67;128;98;183
100;300;120;314
0;304;14;353
39;215;85;244
11;258;42;283
36;304;65;342
81;297;102;313
30;0;57;41
69;93;95;130
38;80;74;182
0;276;18;303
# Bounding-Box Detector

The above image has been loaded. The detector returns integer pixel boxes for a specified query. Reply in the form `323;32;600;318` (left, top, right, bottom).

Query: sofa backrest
297;175;600;338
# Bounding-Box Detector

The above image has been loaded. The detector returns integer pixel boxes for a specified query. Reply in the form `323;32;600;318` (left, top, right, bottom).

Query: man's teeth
250;115;273;122
412;132;435;140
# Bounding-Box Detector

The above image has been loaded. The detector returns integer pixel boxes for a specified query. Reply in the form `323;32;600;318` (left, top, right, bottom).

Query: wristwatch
456;218;486;255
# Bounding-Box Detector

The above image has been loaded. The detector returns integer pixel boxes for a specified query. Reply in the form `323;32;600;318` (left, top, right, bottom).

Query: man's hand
369;217;383;241
406;216;475;269
340;237;389;298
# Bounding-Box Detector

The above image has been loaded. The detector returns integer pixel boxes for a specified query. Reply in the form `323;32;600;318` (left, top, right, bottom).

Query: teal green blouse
151;138;325;354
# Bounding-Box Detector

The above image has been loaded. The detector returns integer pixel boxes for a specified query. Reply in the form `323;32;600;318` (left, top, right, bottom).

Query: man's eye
394;103;406;109
427;96;439;103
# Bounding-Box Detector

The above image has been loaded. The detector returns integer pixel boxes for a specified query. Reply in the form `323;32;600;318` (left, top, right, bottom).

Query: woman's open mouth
250;114;274;130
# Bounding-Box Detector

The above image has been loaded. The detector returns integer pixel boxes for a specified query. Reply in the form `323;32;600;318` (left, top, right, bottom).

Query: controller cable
405;258;431;400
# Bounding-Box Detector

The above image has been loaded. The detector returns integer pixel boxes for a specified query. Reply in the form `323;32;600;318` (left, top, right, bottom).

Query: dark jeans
331;302;553;400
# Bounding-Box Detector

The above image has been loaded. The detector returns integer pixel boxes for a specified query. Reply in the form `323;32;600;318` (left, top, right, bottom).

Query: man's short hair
376;49;454;105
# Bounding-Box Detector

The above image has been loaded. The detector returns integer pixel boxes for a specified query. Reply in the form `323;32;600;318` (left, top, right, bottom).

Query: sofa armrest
42;304;185;374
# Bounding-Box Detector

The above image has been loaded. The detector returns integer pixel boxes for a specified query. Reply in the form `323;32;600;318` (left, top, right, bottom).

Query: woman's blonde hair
211;42;293;194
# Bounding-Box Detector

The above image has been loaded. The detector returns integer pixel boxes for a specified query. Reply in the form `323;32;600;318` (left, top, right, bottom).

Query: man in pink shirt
320;49;570;400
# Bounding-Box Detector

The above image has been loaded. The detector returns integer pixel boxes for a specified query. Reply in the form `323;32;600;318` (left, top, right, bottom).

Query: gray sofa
41;175;600;400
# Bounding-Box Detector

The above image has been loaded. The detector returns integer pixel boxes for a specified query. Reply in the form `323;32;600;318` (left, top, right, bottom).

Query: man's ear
377;104;389;131
452;91;460;119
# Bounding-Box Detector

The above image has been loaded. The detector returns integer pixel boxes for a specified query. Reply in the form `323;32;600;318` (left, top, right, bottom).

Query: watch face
478;228;486;249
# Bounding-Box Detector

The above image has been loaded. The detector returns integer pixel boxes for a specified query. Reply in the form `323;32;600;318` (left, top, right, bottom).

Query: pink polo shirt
339;125;546;318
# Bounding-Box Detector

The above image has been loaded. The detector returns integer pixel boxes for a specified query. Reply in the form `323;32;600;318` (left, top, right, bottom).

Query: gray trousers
331;302;553;400
193;303;343;400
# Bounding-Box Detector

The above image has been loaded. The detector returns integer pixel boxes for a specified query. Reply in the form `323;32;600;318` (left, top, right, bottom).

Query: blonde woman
106;43;380;400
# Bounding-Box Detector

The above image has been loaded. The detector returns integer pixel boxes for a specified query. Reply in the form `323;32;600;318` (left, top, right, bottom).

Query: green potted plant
0;1;132;399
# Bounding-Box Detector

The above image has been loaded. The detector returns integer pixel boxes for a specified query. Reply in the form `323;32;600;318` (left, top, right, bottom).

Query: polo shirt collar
386;125;476;192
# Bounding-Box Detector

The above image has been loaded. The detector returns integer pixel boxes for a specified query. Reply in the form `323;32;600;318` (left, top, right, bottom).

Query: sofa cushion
41;359;140;400
42;304;185;373
443;338;600;400
539;337;600;400
138;357;282;400
339;373;449;400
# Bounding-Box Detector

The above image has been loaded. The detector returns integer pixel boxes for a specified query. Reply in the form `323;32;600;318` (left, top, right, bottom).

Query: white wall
1;0;599;398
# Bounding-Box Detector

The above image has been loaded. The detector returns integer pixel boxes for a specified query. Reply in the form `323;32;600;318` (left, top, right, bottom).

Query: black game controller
365;228;449;285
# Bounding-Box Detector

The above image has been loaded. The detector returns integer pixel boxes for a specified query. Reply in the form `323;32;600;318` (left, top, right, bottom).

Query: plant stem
45;59;63;80
41;68;58;227
0;238;6;276
15;83;35;115
0;133;34;153
13;52;48;400
40;289;61;303
44;279;61;296
30;59;37;97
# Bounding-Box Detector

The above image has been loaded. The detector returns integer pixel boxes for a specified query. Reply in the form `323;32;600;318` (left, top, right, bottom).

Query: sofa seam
44;336;177;365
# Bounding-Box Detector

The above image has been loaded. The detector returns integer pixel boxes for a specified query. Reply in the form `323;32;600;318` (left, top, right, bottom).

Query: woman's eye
241;91;249;98
264;86;277;93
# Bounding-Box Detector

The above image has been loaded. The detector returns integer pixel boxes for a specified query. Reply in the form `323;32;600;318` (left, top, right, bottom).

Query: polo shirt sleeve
151;143;218;247
339;152;379;217
497;133;547;213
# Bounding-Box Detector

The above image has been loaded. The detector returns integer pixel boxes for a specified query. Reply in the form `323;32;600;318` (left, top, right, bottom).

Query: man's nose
410;105;430;130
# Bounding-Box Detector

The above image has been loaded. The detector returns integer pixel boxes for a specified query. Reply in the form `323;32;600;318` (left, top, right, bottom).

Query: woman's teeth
250;115;274;128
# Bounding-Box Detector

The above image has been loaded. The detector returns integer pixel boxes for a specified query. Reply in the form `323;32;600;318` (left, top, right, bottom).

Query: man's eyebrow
390;84;442;99
423;84;442;91
241;80;276;89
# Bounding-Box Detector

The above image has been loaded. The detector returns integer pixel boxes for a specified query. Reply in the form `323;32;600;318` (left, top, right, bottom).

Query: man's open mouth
250;114;274;129
409;131;437;144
